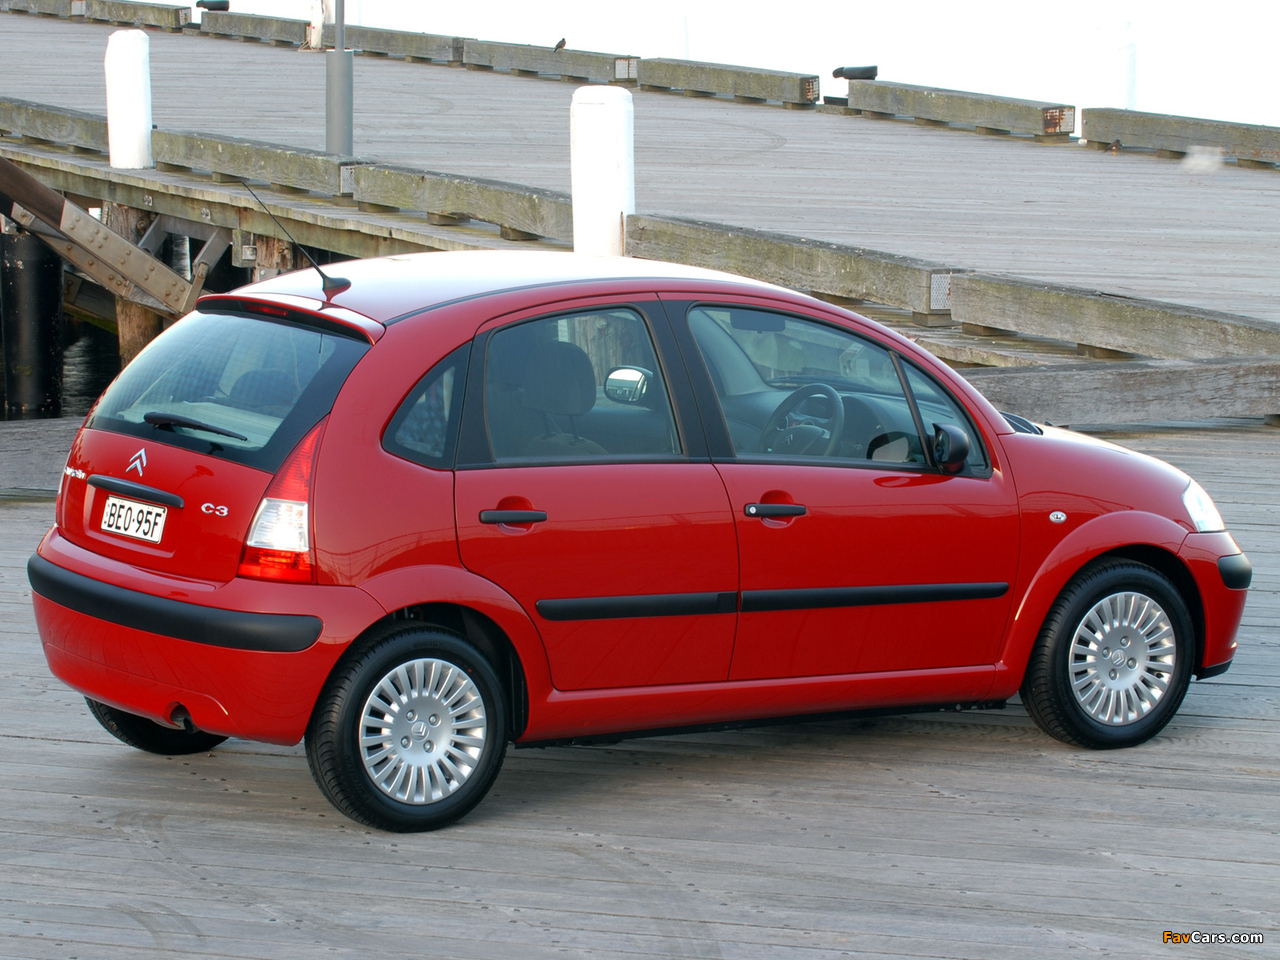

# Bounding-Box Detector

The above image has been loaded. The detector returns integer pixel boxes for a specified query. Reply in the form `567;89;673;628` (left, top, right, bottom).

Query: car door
453;296;740;691
669;299;1020;681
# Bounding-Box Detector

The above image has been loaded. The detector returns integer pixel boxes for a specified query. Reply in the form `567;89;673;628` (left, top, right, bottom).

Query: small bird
553;38;566;52
1107;139;1122;154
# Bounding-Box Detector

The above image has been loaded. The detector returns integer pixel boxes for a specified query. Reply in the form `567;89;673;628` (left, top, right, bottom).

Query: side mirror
932;423;970;473
604;366;652;404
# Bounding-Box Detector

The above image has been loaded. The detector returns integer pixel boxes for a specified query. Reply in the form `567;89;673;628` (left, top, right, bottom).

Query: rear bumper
29;554;322;653
29;535;385;745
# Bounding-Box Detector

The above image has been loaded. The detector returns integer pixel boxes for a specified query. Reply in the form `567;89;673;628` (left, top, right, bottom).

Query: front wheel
1021;560;1194;749
86;698;228;755
305;625;507;832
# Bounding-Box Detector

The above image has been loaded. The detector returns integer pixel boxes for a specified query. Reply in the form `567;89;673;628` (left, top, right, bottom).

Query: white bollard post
104;30;153;169
307;0;324;49
570;86;635;257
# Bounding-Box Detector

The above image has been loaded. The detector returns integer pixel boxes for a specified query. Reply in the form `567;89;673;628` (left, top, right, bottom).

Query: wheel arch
992;511;1198;697
346;565;554;740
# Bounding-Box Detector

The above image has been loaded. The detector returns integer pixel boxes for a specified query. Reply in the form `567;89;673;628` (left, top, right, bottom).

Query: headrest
522;340;597;417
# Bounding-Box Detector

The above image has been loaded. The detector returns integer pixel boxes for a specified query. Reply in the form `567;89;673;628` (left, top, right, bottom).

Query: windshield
89;311;368;472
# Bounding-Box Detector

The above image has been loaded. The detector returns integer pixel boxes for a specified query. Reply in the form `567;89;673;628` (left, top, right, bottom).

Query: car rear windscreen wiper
143;411;249;442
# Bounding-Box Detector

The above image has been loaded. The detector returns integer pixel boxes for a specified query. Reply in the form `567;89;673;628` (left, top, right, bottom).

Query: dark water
1;320;121;421
61;322;122;417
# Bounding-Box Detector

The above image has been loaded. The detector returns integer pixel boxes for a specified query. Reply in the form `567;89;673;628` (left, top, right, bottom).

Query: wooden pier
1;10;1279;953
4;12;1280;424
1;419;1277;957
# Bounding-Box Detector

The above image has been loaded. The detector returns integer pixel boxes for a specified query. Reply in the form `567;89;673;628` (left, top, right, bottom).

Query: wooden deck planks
0;421;1278;958
3;14;1280;329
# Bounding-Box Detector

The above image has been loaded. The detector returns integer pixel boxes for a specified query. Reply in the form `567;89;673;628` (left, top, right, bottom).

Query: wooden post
252;234;295;282
104;202;161;365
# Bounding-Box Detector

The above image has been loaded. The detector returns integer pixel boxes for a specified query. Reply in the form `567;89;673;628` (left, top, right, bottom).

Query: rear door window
89;310;368;472
480;308;681;462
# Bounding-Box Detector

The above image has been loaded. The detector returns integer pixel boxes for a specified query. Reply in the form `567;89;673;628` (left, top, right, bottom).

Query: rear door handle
744;503;806;518
479;509;548;524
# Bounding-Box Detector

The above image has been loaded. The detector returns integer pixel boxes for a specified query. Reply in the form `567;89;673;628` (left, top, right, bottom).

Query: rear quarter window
89;311;368;472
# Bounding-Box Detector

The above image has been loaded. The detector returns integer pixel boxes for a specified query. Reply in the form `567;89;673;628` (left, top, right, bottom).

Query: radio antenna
238;180;350;297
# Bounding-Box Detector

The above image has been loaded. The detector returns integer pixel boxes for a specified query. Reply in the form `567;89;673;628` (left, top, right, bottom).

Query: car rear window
88;311;368;472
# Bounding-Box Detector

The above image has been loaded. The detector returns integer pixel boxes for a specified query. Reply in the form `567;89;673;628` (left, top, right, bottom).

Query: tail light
238;418;327;583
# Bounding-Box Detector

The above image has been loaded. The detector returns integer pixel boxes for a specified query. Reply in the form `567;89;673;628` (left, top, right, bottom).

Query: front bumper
1179;531;1250;679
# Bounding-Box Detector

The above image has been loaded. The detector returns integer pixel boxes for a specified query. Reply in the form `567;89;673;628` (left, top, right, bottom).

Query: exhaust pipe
169;704;198;734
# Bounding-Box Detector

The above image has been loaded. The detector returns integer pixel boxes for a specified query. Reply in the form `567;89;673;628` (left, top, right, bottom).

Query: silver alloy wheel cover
358;657;488;804
1069;590;1176;725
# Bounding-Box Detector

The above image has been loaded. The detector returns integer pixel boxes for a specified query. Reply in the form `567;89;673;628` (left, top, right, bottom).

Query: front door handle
744;503;807;519
480;509;548;524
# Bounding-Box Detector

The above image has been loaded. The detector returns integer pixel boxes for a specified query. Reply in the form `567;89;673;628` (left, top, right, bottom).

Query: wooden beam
950;273;1280;360
151;129;368;196
350;164;573;242
320;24;466;64
963;356;1280;423
4;0;82;16
637;59;819;106
845;81;1075;137
198;11;307;46
103;202;161;363
461;40;637;84
1081;108;1280;165
626;214;952;316
83;0;189;31
0;96;108;154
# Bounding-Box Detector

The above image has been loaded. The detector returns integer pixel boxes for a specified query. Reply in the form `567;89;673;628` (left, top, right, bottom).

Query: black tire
85;698;228;755
1022;559;1194;749
305;625;507;832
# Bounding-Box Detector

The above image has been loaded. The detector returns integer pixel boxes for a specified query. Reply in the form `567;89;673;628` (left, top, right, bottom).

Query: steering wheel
756;384;845;457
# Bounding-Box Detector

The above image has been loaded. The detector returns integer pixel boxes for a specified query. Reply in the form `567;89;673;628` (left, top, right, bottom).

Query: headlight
1183;480;1225;533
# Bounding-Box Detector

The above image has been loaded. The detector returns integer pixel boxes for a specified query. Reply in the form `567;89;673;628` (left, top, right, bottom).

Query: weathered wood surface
639;58;819;105
151;128;363;196
1083;107;1280;164
4;0;81;15
950;273;1280;360
463;39;637;85
4;15;1277;330
1;140;571;259
103;200;161;361
198;11;307;46
351;163;574;241
846;80;1074;137
320;24;465;64
964;356;1280;424
628;214;951;315
0;95;106;152
83;0;186;30
0;420;1277;957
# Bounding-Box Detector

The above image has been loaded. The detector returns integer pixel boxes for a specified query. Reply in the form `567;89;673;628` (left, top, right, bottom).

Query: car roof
232;250;789;324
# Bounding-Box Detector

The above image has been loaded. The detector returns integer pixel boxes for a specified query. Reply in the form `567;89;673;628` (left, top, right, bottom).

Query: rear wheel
86;698;228;755
305;625;507;832
1022;560;1193;749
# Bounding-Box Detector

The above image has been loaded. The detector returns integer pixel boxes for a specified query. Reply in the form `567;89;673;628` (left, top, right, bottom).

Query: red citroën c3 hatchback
29;251;1250;831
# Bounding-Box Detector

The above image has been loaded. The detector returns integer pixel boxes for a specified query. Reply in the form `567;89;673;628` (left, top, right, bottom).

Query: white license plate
101;495;168;544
